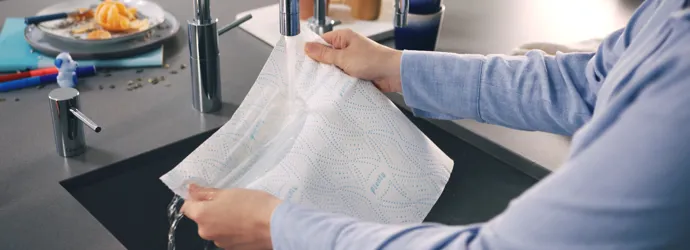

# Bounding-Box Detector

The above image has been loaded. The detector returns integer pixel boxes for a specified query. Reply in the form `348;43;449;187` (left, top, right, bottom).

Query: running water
167;195;216;250
167;195;184;250
285;35;298;114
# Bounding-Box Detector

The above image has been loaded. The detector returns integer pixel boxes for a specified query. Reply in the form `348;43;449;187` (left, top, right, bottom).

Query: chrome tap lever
69;108;101;133
218;14;253;36
49;87;101;157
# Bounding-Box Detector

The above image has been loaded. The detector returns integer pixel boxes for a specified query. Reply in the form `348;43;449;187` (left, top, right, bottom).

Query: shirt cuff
400;50;485;122
270;202;295;249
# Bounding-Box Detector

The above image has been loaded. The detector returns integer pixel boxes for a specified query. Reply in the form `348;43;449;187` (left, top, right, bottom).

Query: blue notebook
0;18;163;73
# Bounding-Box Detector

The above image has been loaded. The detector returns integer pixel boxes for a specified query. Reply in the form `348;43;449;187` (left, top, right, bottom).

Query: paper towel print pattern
161;28;454;224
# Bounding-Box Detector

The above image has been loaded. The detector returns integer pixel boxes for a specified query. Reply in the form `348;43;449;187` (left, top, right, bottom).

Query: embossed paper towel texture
160;28;454;224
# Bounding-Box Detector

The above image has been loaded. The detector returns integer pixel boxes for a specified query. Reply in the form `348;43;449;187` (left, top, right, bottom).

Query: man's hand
182;184;282;250
304;29;403;93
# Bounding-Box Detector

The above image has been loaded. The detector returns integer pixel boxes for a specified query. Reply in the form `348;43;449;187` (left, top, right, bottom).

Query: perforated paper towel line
160;28;454;224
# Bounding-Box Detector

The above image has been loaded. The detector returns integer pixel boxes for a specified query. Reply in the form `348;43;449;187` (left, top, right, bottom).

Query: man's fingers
306;29;357;65
187;183;218;201
305;42;341;65
181;200;203;221
321;29;353;49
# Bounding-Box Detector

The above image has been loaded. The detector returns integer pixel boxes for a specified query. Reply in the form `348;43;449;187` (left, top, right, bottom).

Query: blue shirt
270;0;690;249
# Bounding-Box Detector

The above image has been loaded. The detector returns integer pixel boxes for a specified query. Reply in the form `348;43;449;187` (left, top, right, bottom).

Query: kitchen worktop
0;0;637;249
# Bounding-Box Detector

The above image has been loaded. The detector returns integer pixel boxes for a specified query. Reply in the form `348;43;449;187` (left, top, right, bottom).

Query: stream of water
285;35;303;118
168;195;216;250
167;195;184;250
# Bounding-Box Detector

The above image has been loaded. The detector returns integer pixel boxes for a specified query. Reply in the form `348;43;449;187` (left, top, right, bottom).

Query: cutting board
235;0;395;47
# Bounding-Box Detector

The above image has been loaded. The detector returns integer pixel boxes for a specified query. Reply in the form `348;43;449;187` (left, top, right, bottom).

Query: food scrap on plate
66;0;149;40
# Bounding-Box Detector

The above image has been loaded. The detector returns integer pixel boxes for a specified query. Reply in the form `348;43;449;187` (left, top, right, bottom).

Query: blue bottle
394;0;444;51
409;0;442;14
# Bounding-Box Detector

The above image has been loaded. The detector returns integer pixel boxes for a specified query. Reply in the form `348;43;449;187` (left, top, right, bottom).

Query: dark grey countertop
0;0;637;249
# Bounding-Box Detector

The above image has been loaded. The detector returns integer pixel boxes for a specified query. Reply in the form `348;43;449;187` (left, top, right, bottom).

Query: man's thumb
187;183;217;201
305;42;340;65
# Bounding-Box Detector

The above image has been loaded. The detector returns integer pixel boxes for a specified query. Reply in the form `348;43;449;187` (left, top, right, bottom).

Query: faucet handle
69;108;101;133
49;87;100;157
218;14;253;36
308;16;341;35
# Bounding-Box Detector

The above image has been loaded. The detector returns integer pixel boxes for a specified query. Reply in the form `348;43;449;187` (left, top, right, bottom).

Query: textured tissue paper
160;28;454;223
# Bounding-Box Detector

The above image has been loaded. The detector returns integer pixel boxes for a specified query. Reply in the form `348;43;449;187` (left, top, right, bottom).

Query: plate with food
35;0;165;45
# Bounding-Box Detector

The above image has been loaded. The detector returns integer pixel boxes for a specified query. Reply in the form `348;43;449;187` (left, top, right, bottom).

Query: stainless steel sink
60;110;539;250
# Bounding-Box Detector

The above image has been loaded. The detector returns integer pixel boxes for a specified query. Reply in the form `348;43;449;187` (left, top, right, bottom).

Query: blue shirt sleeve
399;0;661;136
398;20;645;136
399;50;596;136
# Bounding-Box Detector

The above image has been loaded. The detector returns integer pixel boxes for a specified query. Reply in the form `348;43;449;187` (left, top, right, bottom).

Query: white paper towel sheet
160;28;454;224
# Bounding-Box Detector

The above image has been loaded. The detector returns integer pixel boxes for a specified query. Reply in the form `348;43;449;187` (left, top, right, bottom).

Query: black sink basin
60;110;540;250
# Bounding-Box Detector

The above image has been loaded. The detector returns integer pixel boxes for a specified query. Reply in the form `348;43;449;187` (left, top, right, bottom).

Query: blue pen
0;65;96;92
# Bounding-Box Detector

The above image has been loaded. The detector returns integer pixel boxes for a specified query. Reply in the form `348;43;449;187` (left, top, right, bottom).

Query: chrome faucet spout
394;0;410;28
193;0;211;24
279;0;301;36
314;0;327;25
188;0;252;113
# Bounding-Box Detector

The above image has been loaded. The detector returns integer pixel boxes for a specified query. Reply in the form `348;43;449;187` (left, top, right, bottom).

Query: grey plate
25;11;179;60
36;0;166;46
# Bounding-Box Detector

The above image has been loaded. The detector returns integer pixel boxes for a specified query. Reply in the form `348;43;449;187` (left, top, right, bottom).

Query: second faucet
279;0;410;37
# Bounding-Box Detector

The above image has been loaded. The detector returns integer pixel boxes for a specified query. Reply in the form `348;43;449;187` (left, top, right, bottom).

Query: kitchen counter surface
0;0;637;249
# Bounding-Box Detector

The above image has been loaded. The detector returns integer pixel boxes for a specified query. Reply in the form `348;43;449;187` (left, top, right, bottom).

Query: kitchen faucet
188;0;252;113
280;0;410;37
49;87;101;157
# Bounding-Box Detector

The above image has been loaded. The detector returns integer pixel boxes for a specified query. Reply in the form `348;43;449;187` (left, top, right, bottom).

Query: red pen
0;67;59;83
